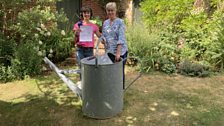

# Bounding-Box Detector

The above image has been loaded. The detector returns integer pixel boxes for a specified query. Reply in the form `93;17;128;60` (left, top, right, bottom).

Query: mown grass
1;67;224;126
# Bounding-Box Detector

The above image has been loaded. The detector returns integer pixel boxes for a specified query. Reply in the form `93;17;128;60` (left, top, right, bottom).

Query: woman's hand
115;44;121;62
101;41;106;45
115;52;121;62
99;36;107;48
75;28;82;35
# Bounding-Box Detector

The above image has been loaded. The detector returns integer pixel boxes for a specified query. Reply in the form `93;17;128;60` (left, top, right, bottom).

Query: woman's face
106;8;116;19
83;11;91;20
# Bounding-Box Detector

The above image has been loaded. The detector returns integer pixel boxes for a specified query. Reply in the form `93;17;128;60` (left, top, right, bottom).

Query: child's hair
80;7;93;19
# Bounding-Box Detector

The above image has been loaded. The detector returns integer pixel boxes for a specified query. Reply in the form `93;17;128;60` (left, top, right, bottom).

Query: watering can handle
95;39;101;67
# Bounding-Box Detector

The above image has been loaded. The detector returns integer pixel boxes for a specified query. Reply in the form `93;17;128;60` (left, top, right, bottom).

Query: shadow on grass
0;90;110;126
0;95;83;126
0;72;109;126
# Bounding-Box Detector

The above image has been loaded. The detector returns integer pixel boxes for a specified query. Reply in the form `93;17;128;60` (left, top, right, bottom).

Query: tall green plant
179;10;209;61
140;0;194;28
127;24;179;73
127;24;159;72
204;11;224;70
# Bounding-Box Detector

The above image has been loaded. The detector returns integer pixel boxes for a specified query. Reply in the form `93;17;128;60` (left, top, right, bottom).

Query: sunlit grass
1;67;224;126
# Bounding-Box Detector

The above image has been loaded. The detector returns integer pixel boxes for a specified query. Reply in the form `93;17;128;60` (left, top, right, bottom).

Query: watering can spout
44;57;82;99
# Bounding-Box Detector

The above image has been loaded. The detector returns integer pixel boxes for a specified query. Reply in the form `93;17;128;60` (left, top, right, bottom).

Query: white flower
40;24;45;29
55;23;58;27
46;7;51;10
38;51;42;56
33;47;39;51
39;40;43;45
48;54;53;58
171;111;179;116
42;66;47;71
153;102;158;106
149;107;156;111
40;31;44;35
36;27;42;32
49;49;53;53
35;46;39;51
61;30;65;36
17;23;20;25
46;32;51;36
34;34;39;38
43;50;46;56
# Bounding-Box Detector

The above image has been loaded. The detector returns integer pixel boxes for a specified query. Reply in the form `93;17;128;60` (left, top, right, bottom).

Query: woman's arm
115;19;126;61
115;44;121;62
117;20;126;45
99;22;106;45
95;28;101;38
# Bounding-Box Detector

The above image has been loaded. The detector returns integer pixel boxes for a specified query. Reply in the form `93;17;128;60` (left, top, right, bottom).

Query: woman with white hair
101;2;128;89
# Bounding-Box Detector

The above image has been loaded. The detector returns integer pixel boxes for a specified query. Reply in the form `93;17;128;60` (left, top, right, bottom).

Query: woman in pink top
73;7;101;66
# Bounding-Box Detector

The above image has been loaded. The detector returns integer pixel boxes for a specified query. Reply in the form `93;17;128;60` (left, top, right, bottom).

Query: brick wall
82;0;107;20
82;0;133;23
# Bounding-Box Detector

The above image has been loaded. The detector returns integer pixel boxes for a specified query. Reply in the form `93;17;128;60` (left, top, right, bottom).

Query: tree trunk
194;0;211;16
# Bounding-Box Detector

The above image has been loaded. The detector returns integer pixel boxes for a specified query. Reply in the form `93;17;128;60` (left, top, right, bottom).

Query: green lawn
1;67;224;126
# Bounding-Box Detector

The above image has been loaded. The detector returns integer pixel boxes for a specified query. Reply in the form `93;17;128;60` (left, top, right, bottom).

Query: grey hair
106;2;117;11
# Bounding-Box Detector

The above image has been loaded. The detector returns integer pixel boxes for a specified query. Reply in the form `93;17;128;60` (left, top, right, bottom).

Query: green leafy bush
140;0;224;73
12;5;72;62
204;11;224;71
11;43;43;79
126;24;159;72
0;33;16;66
140;0;194;28
127;24;179;73
0;64;16;83
179;9;209;61
0;0;73;82
178;60;210;77
160;59;176;74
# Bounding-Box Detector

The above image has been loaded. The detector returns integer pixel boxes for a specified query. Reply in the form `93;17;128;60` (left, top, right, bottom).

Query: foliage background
0;0;73;82
127;0;224;76
1;0;224;82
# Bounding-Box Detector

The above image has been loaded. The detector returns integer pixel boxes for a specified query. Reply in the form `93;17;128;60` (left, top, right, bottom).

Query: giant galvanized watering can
44;40;141;119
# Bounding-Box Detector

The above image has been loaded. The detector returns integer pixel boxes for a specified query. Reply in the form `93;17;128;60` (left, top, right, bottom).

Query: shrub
140;0;194;28
204;11;224;71
11;3;72;63
44;28;73;62
0;64;16;83
178;60;210;77
0;0;74;82
160;59;176;74
11;43;43;79
0;33;16;66
126;24;159;72
127;24;179;73
140;0;224;73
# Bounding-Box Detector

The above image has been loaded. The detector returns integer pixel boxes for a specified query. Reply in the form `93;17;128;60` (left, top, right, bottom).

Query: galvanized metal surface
81;55;123;119
44;57;82;99
81;54;113;65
